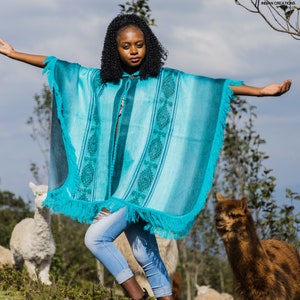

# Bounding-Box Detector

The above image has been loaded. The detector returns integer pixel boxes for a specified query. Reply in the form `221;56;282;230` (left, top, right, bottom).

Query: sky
0;0;299;212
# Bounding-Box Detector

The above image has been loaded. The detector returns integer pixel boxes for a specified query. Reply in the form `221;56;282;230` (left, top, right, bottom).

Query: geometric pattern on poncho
125;70;178;206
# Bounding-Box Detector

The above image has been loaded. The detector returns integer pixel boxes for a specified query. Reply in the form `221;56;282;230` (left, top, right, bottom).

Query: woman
0;14;291;300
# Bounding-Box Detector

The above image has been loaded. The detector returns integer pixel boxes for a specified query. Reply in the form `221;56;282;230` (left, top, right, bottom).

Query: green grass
0;266;123;300
0;266;155;300
0;291;23;300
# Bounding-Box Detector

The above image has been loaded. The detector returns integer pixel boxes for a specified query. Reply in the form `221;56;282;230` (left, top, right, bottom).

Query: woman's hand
0;39;46;68
0;39;14;57
259;79;292;96
231;79;292;97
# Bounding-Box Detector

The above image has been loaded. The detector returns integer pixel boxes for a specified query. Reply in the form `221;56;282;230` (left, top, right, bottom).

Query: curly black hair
100;14;168;83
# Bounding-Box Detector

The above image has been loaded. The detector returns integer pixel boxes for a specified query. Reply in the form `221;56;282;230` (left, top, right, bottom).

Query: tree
235;0;300;39
119;0;156;26
50;215;100;286
26;84;52;184
0;190;32;248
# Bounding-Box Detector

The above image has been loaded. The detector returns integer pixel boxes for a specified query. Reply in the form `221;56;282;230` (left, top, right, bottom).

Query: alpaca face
214;193;249;241
29;182;48;210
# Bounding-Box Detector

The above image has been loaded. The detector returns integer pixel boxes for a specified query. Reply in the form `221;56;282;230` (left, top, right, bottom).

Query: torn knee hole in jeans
93;208;111;222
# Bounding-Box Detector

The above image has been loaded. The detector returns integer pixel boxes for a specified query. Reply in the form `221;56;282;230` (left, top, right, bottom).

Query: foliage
263;189;300;244
0;265;134;300
26;84;52;184
119;0;156;26
49;215;96;284
235;0;300;39
0;190;32;248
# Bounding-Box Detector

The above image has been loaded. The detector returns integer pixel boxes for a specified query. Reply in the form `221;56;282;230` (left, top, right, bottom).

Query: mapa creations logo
261;0;300;19
261;1;297;5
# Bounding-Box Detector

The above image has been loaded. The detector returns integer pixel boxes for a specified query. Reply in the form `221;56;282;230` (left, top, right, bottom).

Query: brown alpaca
214;193;300;300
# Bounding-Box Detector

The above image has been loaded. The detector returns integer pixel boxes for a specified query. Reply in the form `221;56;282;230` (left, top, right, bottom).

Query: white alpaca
194;285;233;300
115;233;179;296
10;182;55;285
0;245;14;267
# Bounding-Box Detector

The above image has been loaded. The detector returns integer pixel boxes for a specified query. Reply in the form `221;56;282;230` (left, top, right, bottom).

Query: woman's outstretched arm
0;39;46;68
230;79;292;97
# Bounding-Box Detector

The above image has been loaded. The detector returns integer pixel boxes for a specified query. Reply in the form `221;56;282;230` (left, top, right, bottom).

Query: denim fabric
84;207;172;297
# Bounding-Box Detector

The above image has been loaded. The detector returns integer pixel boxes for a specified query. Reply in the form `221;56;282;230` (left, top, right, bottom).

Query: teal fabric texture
42;56;242;239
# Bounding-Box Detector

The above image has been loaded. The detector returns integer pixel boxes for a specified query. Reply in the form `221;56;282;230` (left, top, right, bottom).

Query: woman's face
117;25;146;74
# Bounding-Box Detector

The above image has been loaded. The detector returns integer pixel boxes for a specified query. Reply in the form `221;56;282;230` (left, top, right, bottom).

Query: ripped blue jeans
84;207;172;298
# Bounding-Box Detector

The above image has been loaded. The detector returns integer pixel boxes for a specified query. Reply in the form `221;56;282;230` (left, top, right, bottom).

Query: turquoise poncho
42;56;242;239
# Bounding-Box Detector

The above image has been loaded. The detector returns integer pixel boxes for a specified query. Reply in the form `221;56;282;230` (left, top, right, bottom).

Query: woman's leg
125;221;173;299
84;207;145;300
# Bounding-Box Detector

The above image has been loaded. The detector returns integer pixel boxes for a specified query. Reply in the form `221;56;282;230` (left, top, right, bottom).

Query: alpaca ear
241;196;248;210
216;192;226;202
29;182;36;190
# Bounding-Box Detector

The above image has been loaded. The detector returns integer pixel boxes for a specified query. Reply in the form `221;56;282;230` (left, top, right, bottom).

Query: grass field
0;291;23;300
